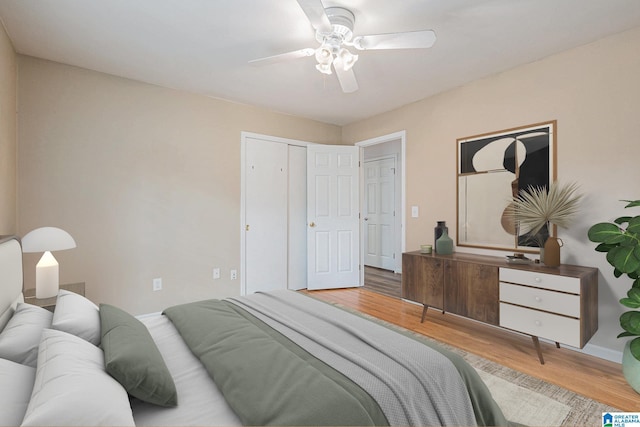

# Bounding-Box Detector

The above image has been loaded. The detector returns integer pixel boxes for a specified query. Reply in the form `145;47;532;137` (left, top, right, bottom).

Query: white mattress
132;313;241;426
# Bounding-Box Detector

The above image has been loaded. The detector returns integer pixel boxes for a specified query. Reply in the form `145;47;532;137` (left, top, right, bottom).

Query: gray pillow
0;303;52;367
52;290;101;345
0;358;36;426
21;328;135;426
100;303;178;407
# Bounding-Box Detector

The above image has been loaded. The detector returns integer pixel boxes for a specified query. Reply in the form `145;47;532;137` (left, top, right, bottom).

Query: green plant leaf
595;242;617;253
629;288;640;302
628;216;640;234
624;200;640;208
588;223;621;243
610;246;640;274
615;216;632;225
634;278;640;288
620;311;640;335
619;331;636;338
621;298;640;308
614;267;623;278
631;337;640;360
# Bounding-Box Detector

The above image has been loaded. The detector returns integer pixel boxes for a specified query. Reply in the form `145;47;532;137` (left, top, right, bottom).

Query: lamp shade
22;227;76;253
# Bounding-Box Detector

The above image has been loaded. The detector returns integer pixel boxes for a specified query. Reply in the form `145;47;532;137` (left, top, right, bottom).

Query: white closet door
288;145;307;290
245;137;288;294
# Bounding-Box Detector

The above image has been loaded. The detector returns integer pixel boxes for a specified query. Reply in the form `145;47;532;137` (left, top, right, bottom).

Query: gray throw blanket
229;290;480;426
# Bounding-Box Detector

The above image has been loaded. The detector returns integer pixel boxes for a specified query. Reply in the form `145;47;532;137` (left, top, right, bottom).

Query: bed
0;235;509;426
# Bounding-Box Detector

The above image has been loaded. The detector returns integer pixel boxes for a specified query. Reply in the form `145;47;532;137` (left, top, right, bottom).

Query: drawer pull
535;320;541;326
535;296;542;302
535;277;541;283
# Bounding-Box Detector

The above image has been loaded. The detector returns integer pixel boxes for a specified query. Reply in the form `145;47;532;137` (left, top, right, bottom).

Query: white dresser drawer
500;303;581;347
499;282;580;318
499;268;580;294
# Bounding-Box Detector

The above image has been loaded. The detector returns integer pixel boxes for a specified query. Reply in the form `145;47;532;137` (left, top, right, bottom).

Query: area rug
319;298;619;426
459;349;619;426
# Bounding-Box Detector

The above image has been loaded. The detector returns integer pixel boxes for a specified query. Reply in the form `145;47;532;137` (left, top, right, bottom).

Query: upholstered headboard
0;236;24;331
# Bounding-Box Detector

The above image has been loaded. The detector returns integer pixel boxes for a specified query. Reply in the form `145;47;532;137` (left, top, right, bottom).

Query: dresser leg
532;336;545;364
421;305;428;323
555;342;561;349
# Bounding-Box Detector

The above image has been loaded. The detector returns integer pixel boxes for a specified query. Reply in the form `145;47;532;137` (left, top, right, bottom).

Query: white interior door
307;145;360;290
364;157;396;270
244;137;288;294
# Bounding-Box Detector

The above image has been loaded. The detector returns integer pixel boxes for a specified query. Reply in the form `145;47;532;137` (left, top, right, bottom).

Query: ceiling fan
249;0;437;93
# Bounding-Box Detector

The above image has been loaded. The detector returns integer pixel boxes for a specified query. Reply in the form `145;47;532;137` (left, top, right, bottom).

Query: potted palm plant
588;199;640;392
508;181;582;266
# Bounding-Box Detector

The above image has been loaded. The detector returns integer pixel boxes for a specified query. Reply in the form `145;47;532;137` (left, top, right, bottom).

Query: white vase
622;340;640;394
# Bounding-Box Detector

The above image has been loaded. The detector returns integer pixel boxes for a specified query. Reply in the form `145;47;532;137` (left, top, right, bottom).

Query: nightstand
24;282;86;312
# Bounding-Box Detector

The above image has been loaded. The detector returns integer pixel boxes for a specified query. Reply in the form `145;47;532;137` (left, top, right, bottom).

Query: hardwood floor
304;287;640;411
363;266;401;298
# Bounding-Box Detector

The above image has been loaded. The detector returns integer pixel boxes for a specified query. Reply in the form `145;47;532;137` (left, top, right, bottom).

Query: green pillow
100;304;178;407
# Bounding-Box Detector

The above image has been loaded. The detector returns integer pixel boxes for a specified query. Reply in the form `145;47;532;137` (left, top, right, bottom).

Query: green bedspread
163;299;388;426
164;290;509;427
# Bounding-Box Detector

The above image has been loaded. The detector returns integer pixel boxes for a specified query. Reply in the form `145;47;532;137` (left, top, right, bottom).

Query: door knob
245;224;250;231
364;217;369;221
309;222;316;227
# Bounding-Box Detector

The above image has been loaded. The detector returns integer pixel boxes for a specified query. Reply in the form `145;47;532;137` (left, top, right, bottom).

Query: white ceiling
1;0;639;126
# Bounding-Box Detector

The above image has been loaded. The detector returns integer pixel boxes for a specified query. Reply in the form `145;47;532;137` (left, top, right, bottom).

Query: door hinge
393;253;396;259
391;167;396;174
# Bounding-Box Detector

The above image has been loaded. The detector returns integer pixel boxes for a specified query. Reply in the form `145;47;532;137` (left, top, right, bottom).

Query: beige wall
14;26;640;359
0;23;16;234
17;56;340;314
342;27;640;358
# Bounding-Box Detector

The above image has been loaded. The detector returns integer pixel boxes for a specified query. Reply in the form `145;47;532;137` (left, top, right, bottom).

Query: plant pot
623;340;640;394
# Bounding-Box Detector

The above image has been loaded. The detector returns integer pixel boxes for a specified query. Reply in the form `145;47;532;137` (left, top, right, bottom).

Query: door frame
356;131;407;281
240;132;313;295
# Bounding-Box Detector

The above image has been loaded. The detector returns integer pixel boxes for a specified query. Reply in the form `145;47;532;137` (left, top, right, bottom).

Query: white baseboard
575;342;623;364
534;336;622;364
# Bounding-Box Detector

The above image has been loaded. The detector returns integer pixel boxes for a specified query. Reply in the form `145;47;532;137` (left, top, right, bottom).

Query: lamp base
35;251;59;299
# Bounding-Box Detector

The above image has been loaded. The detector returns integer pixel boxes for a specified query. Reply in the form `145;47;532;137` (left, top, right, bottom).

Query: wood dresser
402;251;598;363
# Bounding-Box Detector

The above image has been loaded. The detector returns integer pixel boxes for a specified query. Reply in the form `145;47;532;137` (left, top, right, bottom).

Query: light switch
411;206;419;218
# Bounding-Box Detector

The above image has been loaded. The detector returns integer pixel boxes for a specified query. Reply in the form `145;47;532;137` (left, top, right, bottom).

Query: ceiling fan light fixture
315;44;333;65
315;62;333;75
336;48;358;71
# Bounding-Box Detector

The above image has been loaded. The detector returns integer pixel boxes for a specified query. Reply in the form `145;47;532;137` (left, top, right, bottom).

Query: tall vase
436;229;454;255
434;221;448;247
543;236;562;267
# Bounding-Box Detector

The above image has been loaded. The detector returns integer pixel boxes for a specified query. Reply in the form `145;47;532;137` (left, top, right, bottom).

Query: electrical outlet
230;269;237;280
152;277;162;291
213;268;221;279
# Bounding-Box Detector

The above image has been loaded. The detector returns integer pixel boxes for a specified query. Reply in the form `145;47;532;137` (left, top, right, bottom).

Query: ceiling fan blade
353;30;436;50
249;48;315;66
296;0;332;33
335;66;358;93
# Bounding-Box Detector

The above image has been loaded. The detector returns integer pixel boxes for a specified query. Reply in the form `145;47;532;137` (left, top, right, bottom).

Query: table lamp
21;227;76;299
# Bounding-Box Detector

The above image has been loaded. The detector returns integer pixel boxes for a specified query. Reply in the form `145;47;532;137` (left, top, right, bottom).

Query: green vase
435;229;454;255
623;341;640;394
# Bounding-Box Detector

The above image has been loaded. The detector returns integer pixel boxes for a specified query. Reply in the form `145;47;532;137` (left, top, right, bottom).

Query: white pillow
51;290;101;345
0;358;36;426
0;303;52;367
20;329;135;427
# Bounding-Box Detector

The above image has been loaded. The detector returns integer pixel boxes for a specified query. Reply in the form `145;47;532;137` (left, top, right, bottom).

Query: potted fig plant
587;199;640;392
